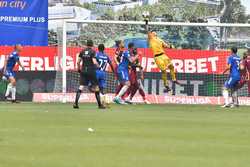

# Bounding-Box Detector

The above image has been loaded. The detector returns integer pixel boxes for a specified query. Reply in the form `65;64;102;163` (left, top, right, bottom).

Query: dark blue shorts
224;76;240;89
96;70;106;88
117;68;129;82
4;70;15;79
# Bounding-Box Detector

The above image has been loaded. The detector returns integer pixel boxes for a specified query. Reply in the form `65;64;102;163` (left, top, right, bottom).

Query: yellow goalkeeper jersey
149;36;165;56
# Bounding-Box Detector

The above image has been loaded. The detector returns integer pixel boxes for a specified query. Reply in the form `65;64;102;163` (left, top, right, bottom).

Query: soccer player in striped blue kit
2;45;25;102
222;47;241;108
113;42;139;104
95;44;115;103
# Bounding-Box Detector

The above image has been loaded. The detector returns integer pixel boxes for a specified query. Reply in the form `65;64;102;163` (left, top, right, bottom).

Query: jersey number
99;59;108;70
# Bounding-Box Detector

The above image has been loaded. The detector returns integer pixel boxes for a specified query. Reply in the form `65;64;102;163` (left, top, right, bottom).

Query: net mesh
58;22;250;97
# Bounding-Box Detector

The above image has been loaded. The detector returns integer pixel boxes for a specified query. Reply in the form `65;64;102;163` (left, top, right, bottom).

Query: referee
73;40;105;109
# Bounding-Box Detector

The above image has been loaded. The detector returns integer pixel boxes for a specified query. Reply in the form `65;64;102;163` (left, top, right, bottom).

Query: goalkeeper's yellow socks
162;71;169;87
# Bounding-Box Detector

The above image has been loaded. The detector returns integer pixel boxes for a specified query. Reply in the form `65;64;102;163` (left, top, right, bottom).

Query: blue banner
0;0;48;46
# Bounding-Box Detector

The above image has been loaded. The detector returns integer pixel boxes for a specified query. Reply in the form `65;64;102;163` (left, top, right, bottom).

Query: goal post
52;19;250;104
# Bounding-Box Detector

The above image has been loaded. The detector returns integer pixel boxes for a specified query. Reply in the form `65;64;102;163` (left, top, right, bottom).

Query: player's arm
114;52;120;65
91;52;100;69
17;59;25;71
223;57;232;75
137;64;144;80
243;59;250;80
161;39;173;49
3;55;9;73
222;64;231;74
108;57;115;73
77;52;83;73
128;54;139;63
92;58;100;68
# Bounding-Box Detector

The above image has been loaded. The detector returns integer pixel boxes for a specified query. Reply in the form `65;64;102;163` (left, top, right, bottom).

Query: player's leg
5;82;12;99
114;69;130;104
115;83;123;95
129;83;138;100
124;69;137;104
154;56;171;92
231;88;239;107
138;79;150;104
248;81;250;97
73;72;87;109
98;72;110;107
222;77;239;107
122;88;131;100
3;71;13;100
165;55;180;85
89;71;105;109
8;76;17;102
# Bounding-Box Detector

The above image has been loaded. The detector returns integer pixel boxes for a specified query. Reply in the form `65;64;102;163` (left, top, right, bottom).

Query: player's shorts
80;70;98;86
4;70;16;79
154;54;172;71
236;79;246;89
129;69;137;85
117;68;129;82
96;70;106;88
224;76;240;89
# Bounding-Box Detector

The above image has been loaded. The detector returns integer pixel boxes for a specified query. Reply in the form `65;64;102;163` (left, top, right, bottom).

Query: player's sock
5;83;12;97
74;89;82;105
232;89;239;106
161;71;169;87
122;87;131;100
139;88;146;100
95;91;102;107
11;86;16;100
117;85;129;98
222;89;229;105
129;85;138;100
168;64;176;81
115;84;123;95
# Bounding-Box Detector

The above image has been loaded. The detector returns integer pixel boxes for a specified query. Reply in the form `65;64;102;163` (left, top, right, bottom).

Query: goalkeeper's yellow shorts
154;54;172;71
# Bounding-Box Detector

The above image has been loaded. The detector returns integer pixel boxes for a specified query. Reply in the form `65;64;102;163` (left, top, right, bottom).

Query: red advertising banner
0;46;230;74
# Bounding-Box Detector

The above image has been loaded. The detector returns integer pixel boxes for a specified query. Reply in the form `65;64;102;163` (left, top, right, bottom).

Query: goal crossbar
65;19;250;28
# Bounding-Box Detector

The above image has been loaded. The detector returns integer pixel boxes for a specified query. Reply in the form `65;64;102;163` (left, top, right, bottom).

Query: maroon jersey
243;56;250;72
241;57;250;79
114;48;123;63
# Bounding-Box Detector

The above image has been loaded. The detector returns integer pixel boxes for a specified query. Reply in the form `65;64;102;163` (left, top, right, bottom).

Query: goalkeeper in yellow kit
143;11;179;93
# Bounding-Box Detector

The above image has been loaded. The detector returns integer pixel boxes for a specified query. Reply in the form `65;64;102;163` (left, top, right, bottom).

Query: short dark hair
87;40;93;47
231;47;238;54
98;44;105;52
115;40;122;47
128;42;134;49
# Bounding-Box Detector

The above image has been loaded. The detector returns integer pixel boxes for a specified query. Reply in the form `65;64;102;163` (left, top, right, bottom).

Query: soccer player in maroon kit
237;50;250;96
114;40;125;95
122;43;150;104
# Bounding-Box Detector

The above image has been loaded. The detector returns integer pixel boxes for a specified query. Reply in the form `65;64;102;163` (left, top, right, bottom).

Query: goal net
53;20;250;104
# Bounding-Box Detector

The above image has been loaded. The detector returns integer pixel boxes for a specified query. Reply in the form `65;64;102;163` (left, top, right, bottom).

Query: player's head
86;40;94;47
115;40;124;49
231;47;238;54
150;30;157;37
128;42;134;49
14;44;22;53
98;44;105;53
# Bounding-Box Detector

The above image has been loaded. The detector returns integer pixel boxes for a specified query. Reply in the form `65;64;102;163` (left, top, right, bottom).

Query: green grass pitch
1;103;250;167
